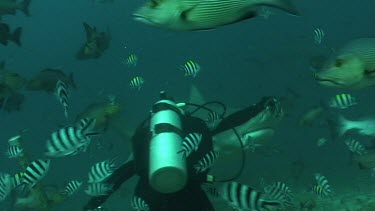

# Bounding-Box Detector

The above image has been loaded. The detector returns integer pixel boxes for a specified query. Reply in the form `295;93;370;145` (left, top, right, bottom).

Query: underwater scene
1;0;375;210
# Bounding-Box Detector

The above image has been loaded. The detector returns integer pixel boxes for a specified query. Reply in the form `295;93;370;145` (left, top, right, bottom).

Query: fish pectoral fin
179;2;201;22
238;11;258;22
180;7;195;22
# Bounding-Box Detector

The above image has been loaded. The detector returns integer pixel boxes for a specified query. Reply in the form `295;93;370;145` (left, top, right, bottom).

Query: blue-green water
1;0;375;210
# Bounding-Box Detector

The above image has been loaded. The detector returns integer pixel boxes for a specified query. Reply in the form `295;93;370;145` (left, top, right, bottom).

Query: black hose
184;101;227;119
182;101;245;182
214;127;246;182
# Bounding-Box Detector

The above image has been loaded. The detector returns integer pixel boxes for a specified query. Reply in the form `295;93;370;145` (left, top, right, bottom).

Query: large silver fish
133;0;299;31
315;38;375;90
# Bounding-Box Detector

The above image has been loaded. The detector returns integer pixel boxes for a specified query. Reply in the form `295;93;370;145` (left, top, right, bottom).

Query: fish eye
150;0;160;7
335;59;344;67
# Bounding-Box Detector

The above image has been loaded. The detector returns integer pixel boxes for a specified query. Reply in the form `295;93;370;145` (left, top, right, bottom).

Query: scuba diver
83;91;283;211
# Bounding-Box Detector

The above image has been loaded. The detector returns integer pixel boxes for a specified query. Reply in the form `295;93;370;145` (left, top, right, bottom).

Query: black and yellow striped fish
329;93;357;109
130;76;145;90
181;60;200;77
125;54;138;67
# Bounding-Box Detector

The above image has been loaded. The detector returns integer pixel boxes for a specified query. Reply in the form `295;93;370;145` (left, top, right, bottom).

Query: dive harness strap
154;123;184;138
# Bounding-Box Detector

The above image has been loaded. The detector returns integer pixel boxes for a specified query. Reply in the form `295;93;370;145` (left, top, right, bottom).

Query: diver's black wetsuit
83;96;279;211
84;115;215;211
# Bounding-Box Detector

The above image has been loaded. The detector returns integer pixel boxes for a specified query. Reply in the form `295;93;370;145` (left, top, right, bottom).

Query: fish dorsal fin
83;22;96;40
189;83;205;105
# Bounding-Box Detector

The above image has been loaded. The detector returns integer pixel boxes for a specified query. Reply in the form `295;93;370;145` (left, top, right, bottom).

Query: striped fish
85;183;113;196
88;159;117;183
263;182;293;206
62;180;83;196
6;145;24;158
23;159;51;188
8;134;22;146
194;150;219;173
125;54;138;67
328;93;357;109
55;80;70;120
76;117;97;135
0;173;11;201
206;111;222;129
177;133;202;159
181;60;200;77
133;0;299;31
11;172;24;189
314;173;333;198
219;181;282;210
312;185;326;197
313;28;325;45
130;196;150;211
130;76;145;90
345;139;367;155
45;118;97;157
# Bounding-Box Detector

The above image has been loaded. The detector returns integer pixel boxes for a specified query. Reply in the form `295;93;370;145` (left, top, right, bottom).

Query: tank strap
154;123;184;138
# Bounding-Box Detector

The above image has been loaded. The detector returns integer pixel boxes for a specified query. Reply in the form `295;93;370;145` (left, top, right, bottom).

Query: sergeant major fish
62;180;83;196
218;181;289;210
85;183;113;196
0;173;11;201
133;0;299;31
88;158;117;183
328;93;357;109
22;159;50;188
345;139;367;155
131;196;150;211
45;118;97;157
181;60;200;77
194;150;219;173
177;133;202;159
130;76;145;90
313;173;333;198
55;80;69;120
6;145;23;158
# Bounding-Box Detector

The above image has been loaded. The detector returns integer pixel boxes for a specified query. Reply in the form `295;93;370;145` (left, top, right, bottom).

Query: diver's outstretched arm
83;160;136;210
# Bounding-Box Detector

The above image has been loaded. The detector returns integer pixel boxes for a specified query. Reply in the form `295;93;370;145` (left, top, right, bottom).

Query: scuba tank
148;91;187;193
